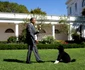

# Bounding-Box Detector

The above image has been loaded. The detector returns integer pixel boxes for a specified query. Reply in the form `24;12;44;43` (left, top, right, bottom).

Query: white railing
0;12;85;24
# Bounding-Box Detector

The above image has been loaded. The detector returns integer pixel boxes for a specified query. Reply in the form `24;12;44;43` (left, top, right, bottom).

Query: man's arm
34;31;39;34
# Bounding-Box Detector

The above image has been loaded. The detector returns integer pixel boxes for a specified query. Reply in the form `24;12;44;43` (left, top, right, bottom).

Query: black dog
54;46;76;64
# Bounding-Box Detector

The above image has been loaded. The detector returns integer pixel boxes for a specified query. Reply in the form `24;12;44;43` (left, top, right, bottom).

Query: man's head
30;18;36;25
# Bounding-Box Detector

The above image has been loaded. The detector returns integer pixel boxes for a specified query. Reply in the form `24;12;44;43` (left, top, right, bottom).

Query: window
5;28;14;33
82;0;85;7
69;7;72;15
55;29;60;34
39;29;46;33
75;3;77;11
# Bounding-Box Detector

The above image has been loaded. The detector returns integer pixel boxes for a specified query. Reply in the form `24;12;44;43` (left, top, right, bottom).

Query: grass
0;48;85;70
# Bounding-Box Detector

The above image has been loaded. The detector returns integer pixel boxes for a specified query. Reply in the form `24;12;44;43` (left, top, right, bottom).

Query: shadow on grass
44;60;55;63
3;59;55;64
3;59;26;63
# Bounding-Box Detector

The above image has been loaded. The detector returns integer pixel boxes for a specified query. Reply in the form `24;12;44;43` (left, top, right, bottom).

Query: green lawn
0;48;85;70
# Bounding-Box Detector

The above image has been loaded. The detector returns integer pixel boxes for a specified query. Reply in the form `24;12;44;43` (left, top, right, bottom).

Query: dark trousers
26;44;41;62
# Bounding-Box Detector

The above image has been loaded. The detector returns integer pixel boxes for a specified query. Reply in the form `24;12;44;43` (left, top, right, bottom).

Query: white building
0;12;85;41
0;12;68;41
66;0;85;40
0;1;85;41
66;0;85;16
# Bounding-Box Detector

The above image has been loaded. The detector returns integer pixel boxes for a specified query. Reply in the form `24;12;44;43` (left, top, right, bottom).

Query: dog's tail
71;59;76;62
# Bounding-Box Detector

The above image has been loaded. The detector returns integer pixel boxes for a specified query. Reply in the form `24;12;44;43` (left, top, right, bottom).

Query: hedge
0;43;27;50
37;43;85;49
0;41;7;44
0;43;85;50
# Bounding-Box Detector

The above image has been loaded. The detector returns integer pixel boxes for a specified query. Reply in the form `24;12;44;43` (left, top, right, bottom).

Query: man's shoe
37;60;44;63
26;61;31;64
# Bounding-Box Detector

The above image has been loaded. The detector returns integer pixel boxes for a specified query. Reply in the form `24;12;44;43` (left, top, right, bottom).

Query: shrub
0;43;85;50
72;32;80;41
0;43;28;50
41;35;55;44
56;40;68;44
18;29;27;43
7;36;17;43
37;44;58;49
0;41;7;44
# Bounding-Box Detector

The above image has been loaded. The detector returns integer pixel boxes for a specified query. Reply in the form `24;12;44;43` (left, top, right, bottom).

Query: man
26;17;43;64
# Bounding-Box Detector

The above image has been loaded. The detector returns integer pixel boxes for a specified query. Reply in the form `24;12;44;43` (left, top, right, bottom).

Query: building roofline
66;0;72;5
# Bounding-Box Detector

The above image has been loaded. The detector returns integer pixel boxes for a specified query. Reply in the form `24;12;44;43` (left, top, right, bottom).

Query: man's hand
35;40;39;44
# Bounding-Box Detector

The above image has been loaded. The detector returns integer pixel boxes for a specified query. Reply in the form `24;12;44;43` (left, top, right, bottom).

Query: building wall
66;0;84;16
37;24;52;40
55;25;68;40
66;0;85;40
0;23;69;41
0;12;70;41
0;23;25;41
0;23;15;41
37;24;68;40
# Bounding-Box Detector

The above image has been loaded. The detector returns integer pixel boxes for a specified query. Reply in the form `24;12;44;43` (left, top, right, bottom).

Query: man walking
26;18;43;64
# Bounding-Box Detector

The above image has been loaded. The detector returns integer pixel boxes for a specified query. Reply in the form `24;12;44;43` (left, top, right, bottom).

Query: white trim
52;24;55;39
15;23;19;41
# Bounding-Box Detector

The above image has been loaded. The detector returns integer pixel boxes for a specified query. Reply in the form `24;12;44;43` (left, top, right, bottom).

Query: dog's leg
54;60;59;64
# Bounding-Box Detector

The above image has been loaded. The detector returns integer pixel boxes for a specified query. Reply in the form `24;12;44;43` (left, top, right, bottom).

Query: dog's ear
58;45;64;50
57;47;59;49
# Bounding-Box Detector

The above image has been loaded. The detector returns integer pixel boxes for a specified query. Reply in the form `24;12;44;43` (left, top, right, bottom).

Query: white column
52;24;55;39
83;29;85;38
15;23;19;41
68;23;72;40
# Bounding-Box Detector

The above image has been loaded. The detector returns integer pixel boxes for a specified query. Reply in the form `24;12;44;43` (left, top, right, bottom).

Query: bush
56;40;68;44
0;43;28;50
0;41;7;44
41;36;55;44
0;43;85;50
18;29;27;43
61;44;85;48
7;36;17;43
72;33;80;41
37;44;58;49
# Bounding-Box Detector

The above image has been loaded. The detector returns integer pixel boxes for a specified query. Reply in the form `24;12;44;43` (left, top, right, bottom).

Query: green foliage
7;36;17;43
0;1;29;13
0;1;47;14
0;43;85;50
58;24;69;34
0;43;27;50
37;44;58;49
58;16;69;34
41;36;55;44
38;43;85;49
59;16;67;24
19;29;27;43
72;32;80;41
82;8;85;16
30;8;46;15
0;41;7;44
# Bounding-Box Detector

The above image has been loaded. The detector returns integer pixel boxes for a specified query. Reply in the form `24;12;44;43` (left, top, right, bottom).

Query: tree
0;1;47;14
80;8;85;38
0;1;29;13
82;8;85;16
30;8;46;15
58;16;69;34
